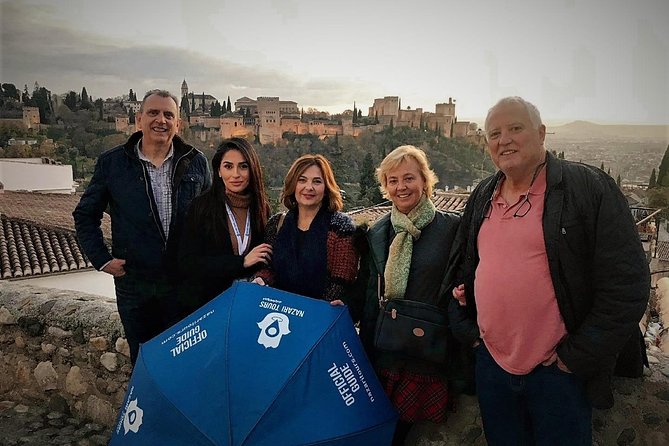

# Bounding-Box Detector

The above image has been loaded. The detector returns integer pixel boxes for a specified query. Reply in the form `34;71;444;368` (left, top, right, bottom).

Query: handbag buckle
391;308;397;319
413;327;425;337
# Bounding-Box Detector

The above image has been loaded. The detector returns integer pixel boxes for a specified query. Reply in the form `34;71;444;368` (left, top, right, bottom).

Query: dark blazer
73;131;211;279
178;200;265;312
448;151;650;409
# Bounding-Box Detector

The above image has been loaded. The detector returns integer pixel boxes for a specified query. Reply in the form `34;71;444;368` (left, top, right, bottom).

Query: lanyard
225;203;251;255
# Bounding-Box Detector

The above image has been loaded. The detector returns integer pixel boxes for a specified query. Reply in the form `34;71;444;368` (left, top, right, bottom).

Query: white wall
0;160;75;193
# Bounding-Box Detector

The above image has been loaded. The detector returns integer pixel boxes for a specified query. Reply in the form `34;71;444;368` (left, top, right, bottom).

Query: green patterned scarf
383;194;436;300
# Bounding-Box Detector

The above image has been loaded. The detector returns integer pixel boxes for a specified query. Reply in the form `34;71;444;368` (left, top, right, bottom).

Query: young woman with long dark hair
178;137;272;314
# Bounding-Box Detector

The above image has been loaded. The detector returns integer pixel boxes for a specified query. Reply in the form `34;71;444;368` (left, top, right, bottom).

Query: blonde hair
376;145;438;199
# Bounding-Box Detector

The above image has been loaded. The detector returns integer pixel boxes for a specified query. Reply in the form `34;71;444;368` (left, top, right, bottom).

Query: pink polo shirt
474;168;567;374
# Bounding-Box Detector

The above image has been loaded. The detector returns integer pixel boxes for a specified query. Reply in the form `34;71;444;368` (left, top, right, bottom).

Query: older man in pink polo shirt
448;97;649;445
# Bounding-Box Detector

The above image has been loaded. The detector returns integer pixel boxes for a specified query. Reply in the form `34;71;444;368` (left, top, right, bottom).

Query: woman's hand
244;243;273;268
252;277;266;286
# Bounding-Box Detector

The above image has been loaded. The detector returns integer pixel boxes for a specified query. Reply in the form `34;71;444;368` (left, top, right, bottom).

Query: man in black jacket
73;90;211;364
449;96;649;445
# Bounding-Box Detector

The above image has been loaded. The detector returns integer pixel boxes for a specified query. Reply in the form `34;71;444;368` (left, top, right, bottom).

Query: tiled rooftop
0;191;111;238
0;214;91;279
348;192;469;225
0;191;111;279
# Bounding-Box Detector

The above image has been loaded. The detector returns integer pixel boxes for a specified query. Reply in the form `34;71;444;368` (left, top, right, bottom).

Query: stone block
34;361;58;391
15;335;25;348
65;366;88;396
41;343;57;354
0;306;16;325
114;338;130;357
89;336;108;351
48;326;73;338
100;353;117;372
84;395;115;427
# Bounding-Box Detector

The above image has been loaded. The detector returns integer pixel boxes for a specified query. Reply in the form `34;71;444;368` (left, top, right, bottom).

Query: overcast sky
1;0;668;125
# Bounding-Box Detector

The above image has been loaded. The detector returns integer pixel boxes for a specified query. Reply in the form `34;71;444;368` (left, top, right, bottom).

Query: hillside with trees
1;81;492;210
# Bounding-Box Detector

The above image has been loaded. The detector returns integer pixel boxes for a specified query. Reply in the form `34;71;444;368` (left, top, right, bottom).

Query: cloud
0;2;371;107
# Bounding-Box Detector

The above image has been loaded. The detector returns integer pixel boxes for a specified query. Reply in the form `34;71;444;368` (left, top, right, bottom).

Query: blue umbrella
110;281;398;445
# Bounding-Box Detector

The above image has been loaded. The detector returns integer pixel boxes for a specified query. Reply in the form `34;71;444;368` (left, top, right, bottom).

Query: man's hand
102;258;126;278
252;277;266;286
452;284;466;306
542;352;572;373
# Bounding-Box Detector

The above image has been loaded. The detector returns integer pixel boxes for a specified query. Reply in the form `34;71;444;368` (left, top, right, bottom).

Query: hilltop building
181;79;219;113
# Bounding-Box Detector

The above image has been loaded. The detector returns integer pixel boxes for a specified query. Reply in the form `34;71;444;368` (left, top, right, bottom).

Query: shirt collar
135;137;174;164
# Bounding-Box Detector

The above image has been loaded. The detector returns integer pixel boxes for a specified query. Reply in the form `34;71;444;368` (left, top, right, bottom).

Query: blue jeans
475;343;592;446
115;273;180;365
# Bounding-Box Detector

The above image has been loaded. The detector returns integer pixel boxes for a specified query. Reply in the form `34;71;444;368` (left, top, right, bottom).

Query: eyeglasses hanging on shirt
483;160;547;219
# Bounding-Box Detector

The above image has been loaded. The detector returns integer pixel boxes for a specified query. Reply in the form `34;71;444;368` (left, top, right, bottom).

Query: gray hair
484;96;542;136
139;89;179;112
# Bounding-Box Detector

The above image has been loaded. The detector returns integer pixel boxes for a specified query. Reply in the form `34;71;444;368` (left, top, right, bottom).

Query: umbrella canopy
110;281;398;445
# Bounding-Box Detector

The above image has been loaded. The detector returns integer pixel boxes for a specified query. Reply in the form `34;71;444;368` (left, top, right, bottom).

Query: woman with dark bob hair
253;154;359;302
178;137;273;314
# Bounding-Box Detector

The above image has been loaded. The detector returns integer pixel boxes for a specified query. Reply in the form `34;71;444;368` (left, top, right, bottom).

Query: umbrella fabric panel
138;290;236;443
226;284;343;444
243;307;397;445
109;353;216;445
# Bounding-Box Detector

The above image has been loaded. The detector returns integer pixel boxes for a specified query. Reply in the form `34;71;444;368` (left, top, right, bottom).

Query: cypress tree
649;168;657;189
227;96;232;112
657;145;669;187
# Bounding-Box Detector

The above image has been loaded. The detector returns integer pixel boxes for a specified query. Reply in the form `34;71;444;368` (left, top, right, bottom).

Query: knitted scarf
225;190;252;255
383;195;436;300
225;189;251;209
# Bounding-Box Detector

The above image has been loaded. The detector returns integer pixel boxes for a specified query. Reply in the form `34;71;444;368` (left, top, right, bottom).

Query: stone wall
1;283;668;445
0;282;131;428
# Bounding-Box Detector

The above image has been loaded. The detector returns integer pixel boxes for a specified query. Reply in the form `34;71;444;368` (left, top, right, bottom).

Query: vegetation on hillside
1;81;494;210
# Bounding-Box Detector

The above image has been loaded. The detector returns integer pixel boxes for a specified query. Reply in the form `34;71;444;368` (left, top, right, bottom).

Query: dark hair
281;154;343;212
188;138;270;246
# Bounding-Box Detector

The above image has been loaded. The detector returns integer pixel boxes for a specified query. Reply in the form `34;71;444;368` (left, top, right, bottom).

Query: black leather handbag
373;298;449;365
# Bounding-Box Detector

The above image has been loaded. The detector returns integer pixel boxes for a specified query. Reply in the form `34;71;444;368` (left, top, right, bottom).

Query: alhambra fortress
112;79;481;145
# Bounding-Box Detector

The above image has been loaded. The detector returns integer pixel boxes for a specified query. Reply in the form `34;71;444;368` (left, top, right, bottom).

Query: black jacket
359;210;460;372
177;198;265;311
448;151;650;409
73;131;211;279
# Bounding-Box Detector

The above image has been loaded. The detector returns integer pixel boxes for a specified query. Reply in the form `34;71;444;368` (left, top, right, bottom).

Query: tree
358;109;362;120
22;85;30;103
227;96;232;112
129;89;137;101
374;111;379;124
358;152;383;205
389;118;393;131
95;98;103;121
80;87;91;109
353;102;357;124
649;168;657;189
128;108;135;124
64;91;78;111
1;83;20;100
201;92;205;112
616;174;621;187
600;162;605;171
657;145;669;187
31;86;54;122
191;94;195;113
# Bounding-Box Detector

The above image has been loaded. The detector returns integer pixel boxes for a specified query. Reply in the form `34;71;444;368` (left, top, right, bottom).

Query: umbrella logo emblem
257;312;291;348
122;398;144;434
